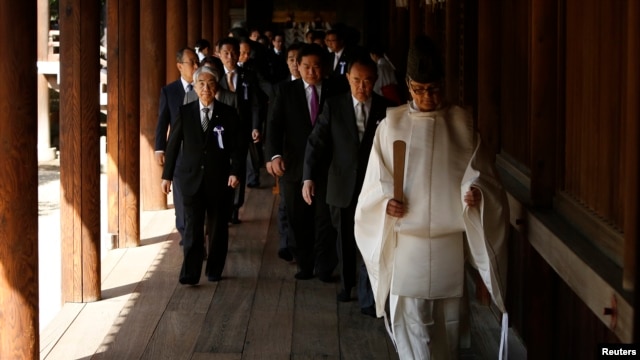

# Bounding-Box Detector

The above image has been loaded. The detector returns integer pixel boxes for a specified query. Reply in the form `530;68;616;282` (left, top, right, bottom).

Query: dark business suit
218;66;261;218
155;78;192;238
266;78;339;277
162;100;245;284
304;92;392;305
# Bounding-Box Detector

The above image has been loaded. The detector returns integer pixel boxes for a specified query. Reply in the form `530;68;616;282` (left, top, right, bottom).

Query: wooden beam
624;0;639;296
202;0;213;45
166;0;187;84
445;0;460;104
141;0;167;213
188;0;202;48
529;0;558;208
409;0;420;43
59;0;101;302
0;1;40;358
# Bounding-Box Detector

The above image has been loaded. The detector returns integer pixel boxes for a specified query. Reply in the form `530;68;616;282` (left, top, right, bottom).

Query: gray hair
193;65;220;83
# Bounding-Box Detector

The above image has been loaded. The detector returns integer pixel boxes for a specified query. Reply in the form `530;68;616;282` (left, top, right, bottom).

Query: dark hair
175;47;196;63
326;28;343;41
286;42;304;55
347;55;378;74
310;30;326;42
200;55;223;72
368;43;386;57
195;39;210;51
228;27;249;39
217;37;240;53
296;43;326;64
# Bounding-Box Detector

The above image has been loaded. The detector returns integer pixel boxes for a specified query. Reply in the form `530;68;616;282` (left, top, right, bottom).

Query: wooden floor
39;173;524;360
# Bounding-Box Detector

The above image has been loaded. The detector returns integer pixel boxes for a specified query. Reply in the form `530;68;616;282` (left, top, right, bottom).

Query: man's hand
386;199;406;218
161;180;172;194
463;187;482;207
155;152;165;166
252;129;261;143
271;157;286;177
266;161;275;177
228;175;240;189
302;180;315;205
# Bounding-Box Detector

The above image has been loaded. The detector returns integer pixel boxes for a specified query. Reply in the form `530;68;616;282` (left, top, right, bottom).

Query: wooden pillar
213;0;224;45
477;0;501;153
38;0;55;161
202;0;213;44
59;0;101;302
141;0;167;214
529;0;558;208
625;0;639;296
0;2;40;358
409;0;420;42
445;0;460;104
107;0;141;246
221;0;231;38
167;0;187;83
188;0;202;47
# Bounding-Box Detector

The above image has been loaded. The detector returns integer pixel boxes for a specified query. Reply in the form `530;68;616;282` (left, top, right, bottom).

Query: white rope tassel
499;312;509;360
383;312;398;353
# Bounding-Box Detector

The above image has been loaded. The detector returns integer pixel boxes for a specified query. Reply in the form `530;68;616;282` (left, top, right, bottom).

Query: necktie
356;102;366;141
227;71;235;92
201;107;210;132
183;84;194;104
334;53;339;70
310;85;319;126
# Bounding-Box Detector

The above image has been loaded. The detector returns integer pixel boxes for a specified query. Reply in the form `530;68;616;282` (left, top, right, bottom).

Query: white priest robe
354;103;510;358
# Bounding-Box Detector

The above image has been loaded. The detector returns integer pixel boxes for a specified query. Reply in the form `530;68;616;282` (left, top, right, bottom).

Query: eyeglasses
180;60;198;66
408;81;442;95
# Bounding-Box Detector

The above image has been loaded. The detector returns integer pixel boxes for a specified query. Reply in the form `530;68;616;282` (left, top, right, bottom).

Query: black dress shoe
294;271;314;280
336;289;352;302
278;248;293;262
179;277;199;285
230;209;241;224
208;275;222;282
361;305;377;318
317;271;336;283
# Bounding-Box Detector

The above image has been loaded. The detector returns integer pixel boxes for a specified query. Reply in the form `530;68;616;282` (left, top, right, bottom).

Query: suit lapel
294;79;312;125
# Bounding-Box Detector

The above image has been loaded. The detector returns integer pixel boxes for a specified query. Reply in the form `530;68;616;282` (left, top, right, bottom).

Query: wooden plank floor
40;172;525;360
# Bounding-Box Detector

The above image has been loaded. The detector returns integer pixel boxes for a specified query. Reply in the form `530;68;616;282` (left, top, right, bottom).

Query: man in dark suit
302;56;393;315
266;43;338;280
155;47;200;239
325;28;359;92
217;37;262;224
161;66;245;285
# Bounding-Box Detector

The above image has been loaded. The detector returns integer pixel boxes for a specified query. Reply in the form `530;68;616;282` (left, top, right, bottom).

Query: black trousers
180;180;232;283
281;177;337;275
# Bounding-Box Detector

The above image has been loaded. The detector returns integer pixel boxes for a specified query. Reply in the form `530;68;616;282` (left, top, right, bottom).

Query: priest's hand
161;180;172;195
386;199;406;218
302;180;315;205
464;187;482;207
228;175;240;189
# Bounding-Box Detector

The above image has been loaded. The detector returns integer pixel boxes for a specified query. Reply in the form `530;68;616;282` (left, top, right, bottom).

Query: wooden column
529;0;558;208
166;0;187;83
445;0;460;104
221;0;231;39
202;0;214;44
477;0;501;153
0;2;40;358
213;0;224;45
141;0;167;213
624;0;639;295
188;0;202;48
59;0;101;302
107;0;141;246
409;0;420;43
38;0;55;161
